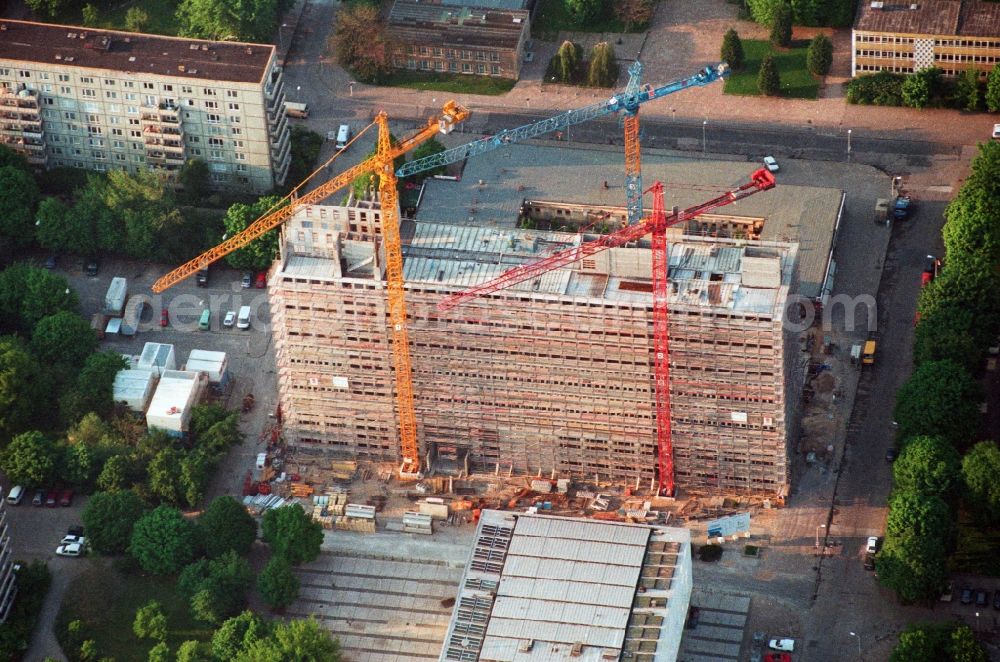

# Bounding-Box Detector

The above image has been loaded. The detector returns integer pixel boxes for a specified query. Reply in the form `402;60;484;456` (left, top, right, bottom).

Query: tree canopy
987;63;1000;112
890;623;986;662
721;28;745;71
177;0;291;43
222;196;284;271
130;505;198;574
30;311;97;369
333;3;393;84
769;3;792;47
261;503;324;565
565;0;601;23
0;166;40;252
893;360;981;448
0;264;78;336
1;431;56;487
893;435;962;499
133;600;167;642
806;34;833;76
60;351;127;425
587;42;619;88
179;551;254;624
199;496;258;559
257;555;300;610
82;490;146;554
0;336;48;439
875;532;948;603
757;55;781;96
962;441;1000;523
902;67;942;109
885;491;952;540
212;611;270;661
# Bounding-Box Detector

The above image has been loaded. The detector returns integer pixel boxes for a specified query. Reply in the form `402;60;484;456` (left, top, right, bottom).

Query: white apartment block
0;20;291;193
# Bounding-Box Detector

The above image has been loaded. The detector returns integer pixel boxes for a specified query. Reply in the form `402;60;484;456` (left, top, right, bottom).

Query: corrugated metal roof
283;255;338;279
497;576;635;608
514;515;651;545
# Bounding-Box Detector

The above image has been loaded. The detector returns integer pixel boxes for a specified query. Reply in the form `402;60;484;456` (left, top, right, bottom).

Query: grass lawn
723;39;819;100
379;71;517;96
57;561;214;661
950;511;1000;577
48;0;182;36
531;0;630;41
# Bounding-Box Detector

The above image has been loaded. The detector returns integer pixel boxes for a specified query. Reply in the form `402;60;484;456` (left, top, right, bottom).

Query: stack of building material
403;511;433;535
113;368;158;413
336;503;376;533
418;498;449;520
242;494;287;515
290;483;314;498
330;460;357;481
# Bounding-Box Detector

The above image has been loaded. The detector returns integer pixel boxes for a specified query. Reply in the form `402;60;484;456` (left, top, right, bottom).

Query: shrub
846;72;905;106
770;3;792;47
698;544;724;562
758;55;781;96
721;28;745;71
806;34;833;76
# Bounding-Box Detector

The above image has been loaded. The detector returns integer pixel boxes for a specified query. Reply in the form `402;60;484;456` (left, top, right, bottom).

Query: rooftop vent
67;32;77;38
128;56;136;62
189;69;198;75
0;23;7;31
870;1;883;7
513;17;522;23
910;2;918;7
246;47;253;55
570;642;584;657
178;65;186;72
65;56;75;62
54;54;62;60
200;44;208;51
190;43;199;50
518;640;534;653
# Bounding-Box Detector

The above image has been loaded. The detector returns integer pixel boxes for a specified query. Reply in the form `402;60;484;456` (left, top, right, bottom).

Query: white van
284;101;309;119
6;486;23;505
256;453;267;470
237;305;252;330
335;124;351;150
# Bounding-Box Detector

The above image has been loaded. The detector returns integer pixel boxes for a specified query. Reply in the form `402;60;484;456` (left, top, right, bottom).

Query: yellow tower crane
152;101;470;474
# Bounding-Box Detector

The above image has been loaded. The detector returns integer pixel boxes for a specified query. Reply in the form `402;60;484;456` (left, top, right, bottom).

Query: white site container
146;370;206;437
112;367;158;413
185;349;229;385
138;342;176;376
103;277;127;316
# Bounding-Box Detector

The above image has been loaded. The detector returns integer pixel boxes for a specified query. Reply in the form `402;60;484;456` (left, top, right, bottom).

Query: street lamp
296;85;301;102
348;82;354;97
672;108;676;122
847;129;852;162
815;523;826;548
849;632;861;659
702;120;707;155
976;611;981;632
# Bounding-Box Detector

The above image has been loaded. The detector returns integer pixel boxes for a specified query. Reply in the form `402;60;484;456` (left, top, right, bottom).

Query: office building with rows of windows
387;0;531;80
853;0;1000;78
0;20;290;193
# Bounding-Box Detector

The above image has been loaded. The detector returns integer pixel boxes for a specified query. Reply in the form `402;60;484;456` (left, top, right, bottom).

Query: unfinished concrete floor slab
678;590;750;662
286;535;468;662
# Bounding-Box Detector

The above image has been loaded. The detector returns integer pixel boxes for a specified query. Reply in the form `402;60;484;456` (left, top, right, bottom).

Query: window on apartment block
435;61;444;72
207;114;221;123
491;65;500;75
205;100;218;109
143;82;154;90
208;137;224;146
58;74;70;82
124;81;134;88
491;53;500;62
476;64;485;74
82;89;96;98
462;63;471;73
228;102;239;111
231;127;242;135
449;62;458;72
227;90;238;98
105;91;117;99
407;59;416;70
203;88;217;96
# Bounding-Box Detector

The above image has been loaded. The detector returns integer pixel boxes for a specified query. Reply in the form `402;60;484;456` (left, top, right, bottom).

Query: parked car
764;654;791;662
763;156;779;173
45;490;58;507
66;526;83;538
768;639;795;652
961;587;974;604
32;489;44;506
59;534;85;546
254;271;267;288
223;311;236;328
196;268;209;287
55;542;86;557
993;123;1000;139
59;489;73;507
863;554;875;571
865;536;880;554
85;257;100;276
976;589;989;607
922;255;940;287
160;308;169;327
885;448;898;463
241;272;253;289
43;254;57;270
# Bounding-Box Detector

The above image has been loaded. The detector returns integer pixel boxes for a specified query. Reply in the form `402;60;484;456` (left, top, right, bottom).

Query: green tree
148;447;183;505
791;0;822;25
886;491;952;540
0;166;40;251
36;197;96;255
192;406;241;455
0;264;79;335
333;3;393;84
179;551;253;624
954;68;982;112
746;0;783;26
96;454;131;492
83;490;146;554
199;495;258;559
133;600;168;641
269;618;341;661
0;146;28;174
875;532;948;603
806;34;833;76
893;360;981;448
0;336;48;438
130;505;198;574
556;41;581;83
846;71;906;105
101;169;183;260
893;435;962;498
950;624;988;662
903;67;942;109
720;28;745;71
31;311;97;369
987;63;1000;112
212;611;269;661
587;42;619;88
890;623;952;662
258;556;300;610
180;451;212;509
1;431;56;487
125;7;150;32
261;504;323;565
147;641;170;662
79;639;98;662
81;3;98;26
176;0;288;43
913;303;983;371
565;0;601;24
770;3;792;48
757;54;781;96
178;159;211;205
963;441;1000;523
612;0;653;31
59;441;96;490
60;351;127;424
222;196;284;271
176;640;213;662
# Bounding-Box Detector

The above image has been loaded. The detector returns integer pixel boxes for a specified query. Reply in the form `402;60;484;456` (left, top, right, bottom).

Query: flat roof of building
400;221;796;314
388;1;529;50
439;511;691;662
417;144;840;299
854;0;1000;37
0;20;274;84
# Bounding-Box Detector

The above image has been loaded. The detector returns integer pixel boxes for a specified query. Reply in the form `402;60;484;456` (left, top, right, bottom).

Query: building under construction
269;161;838;497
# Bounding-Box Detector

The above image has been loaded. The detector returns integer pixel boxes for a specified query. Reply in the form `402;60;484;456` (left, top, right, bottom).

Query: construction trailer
270;202;802;497
112;367;158;413
137;342;176;376
184;349;230;387
146;370;208;437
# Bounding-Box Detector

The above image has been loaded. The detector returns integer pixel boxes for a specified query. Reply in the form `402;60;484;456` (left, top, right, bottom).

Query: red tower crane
437;168;777;495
